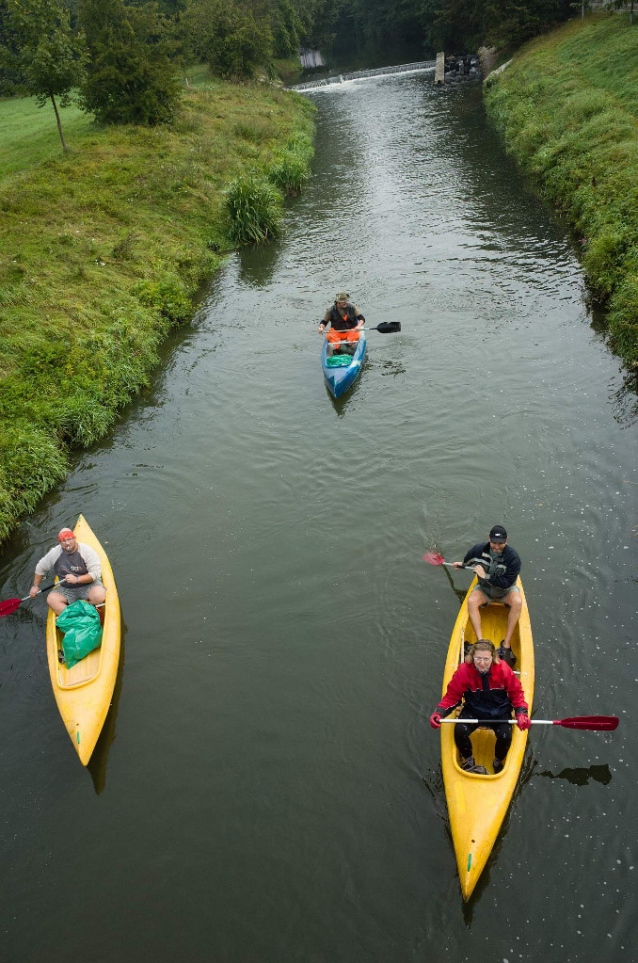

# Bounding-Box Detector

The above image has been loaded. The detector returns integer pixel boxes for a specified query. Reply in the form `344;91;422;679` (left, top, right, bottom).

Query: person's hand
65;574;78;586
318;324;326;334
474;564;487;579
451;561;463;569
430;712;442;729
516;713;531;731
29;585;39;599
355;320;365;330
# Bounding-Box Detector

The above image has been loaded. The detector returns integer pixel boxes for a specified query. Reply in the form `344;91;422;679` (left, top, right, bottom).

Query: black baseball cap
489;526;507;542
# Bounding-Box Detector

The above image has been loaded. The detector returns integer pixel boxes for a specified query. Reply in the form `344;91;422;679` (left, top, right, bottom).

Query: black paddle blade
374;322;401;333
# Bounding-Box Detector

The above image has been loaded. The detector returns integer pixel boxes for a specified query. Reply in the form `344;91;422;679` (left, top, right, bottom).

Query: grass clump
225;175;283;243
0;72;316;542
484;14;638;369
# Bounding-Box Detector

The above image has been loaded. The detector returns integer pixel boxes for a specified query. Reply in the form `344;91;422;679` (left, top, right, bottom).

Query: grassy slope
0;74;315;542
484;14;638;368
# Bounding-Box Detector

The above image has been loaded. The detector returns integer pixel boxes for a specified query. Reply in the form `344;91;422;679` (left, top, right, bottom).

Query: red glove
516;712;531;731
430;712;442;729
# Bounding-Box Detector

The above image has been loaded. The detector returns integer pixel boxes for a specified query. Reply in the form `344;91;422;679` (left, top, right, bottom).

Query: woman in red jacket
430;640;530;774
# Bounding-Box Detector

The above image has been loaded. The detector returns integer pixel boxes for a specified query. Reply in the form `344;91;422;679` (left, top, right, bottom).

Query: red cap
58;528;75;542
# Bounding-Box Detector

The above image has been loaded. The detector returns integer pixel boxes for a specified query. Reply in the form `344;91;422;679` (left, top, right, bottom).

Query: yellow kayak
46;515;121;765
440;575;535;900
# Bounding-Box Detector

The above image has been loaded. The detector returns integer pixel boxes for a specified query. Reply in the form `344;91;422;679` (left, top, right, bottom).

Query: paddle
440;716;619;731
367;322;401;333
423;551;472;570
321;322;401;336
0;579;68;618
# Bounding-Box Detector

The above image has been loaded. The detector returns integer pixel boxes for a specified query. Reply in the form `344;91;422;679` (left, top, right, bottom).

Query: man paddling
318;292;365;353
30;527;106;615
430;640;530;774
451;526;522;667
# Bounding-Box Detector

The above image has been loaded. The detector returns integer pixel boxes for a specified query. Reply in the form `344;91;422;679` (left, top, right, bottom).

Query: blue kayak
321;331;367;399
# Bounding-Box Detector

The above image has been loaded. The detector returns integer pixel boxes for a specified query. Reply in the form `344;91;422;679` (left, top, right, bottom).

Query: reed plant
225;174;284;243
485;14;638;369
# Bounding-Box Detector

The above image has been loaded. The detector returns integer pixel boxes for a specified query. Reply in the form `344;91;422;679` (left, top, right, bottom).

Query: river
0;72;636;963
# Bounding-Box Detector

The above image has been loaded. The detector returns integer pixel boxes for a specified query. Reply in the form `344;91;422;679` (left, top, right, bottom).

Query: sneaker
460;757;476;771
497;644;517;668
493;758;504;774
58;649;65;664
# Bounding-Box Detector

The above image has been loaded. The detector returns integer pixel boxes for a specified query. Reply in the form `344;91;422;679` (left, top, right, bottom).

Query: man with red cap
30;527;106;615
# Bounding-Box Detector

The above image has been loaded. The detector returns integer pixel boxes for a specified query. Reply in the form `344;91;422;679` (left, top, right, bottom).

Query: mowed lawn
0;95;96;179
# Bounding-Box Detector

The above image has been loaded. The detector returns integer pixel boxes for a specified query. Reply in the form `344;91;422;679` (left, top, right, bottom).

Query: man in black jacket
451;525;522;667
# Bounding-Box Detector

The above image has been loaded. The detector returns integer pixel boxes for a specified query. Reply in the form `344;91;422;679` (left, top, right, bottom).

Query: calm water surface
1;75;636;963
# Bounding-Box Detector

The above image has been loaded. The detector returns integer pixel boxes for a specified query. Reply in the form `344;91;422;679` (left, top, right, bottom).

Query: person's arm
319;309;331;334
77;544;101;584
430;666;467;727
30;547;59;597
353;305;365;328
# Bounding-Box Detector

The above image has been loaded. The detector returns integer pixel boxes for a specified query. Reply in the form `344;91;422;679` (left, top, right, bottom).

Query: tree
1;0;88;152
79;0;181;125
183;0;273;80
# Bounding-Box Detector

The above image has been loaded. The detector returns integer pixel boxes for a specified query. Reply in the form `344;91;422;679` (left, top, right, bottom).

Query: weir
291;60;436;92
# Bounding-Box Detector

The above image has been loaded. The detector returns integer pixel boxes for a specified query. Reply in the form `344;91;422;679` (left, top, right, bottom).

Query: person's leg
501;590;522;648
467;587;489;641
492;722;512;762
46;591;69;615
454;721;477;762
345;329;360;342
86;584;106;607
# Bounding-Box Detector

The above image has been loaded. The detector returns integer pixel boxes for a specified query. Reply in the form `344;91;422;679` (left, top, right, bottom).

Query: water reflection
538;763;612;786
87;617;127;795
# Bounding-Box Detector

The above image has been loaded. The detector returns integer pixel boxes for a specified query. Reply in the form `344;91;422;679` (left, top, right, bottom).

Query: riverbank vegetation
484;13;638;369
0;71;314;542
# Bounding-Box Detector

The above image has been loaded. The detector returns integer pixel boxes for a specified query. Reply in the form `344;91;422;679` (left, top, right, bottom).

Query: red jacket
436;661;528;721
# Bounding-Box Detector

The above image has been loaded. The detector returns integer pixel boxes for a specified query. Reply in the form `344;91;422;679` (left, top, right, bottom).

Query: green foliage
1;0;88;150
266;132;314;194
225;174;283;243
0;75;315;541
183;0;273;80
485;14;638;369
79;0;181;125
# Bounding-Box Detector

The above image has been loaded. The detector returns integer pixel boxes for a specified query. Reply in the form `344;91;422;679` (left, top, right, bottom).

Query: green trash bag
326;354;354;367
56;600;103;669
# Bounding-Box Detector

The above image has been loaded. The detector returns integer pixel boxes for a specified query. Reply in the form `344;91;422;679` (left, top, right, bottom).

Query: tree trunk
50;93;68;154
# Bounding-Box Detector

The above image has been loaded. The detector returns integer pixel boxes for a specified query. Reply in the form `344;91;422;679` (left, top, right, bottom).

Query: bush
225;175;283;244
183;0;273;81
79;0;181;125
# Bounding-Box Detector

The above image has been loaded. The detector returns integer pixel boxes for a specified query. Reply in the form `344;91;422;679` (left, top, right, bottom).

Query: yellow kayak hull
441;576;535;900
46;515;121;765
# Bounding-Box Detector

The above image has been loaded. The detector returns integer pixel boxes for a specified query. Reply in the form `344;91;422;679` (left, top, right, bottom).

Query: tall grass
225;175;283;243
0;74;316;543
484;14;638;369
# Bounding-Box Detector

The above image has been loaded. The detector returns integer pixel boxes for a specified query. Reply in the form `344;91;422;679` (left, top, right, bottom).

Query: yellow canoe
46;515;121;765
440;575;535;900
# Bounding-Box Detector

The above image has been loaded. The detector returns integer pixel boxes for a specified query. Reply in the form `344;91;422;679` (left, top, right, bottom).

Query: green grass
484;13;638;369
0;72;315;543
0;96;94;178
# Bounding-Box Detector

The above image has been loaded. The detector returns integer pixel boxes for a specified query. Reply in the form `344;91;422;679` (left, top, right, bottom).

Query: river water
1;73;636;963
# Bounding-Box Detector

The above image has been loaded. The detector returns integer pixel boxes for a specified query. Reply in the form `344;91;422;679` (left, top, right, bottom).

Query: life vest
328;302;358;331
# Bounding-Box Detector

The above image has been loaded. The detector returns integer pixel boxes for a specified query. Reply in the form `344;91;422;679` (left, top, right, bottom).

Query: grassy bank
484;14;638;369
0;73;315;543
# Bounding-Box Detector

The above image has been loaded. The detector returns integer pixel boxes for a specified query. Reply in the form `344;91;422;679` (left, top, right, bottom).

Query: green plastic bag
56;600;103;669
326;354;354;367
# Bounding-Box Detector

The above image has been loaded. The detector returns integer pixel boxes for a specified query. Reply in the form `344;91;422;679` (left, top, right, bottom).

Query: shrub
225;175;283;244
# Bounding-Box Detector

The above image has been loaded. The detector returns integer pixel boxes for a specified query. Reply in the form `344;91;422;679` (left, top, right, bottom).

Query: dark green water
1;74;636;962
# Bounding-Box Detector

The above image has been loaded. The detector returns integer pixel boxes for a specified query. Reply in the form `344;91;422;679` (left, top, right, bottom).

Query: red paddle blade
0;598;22;617
555;716;619;731
422;551;445;565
